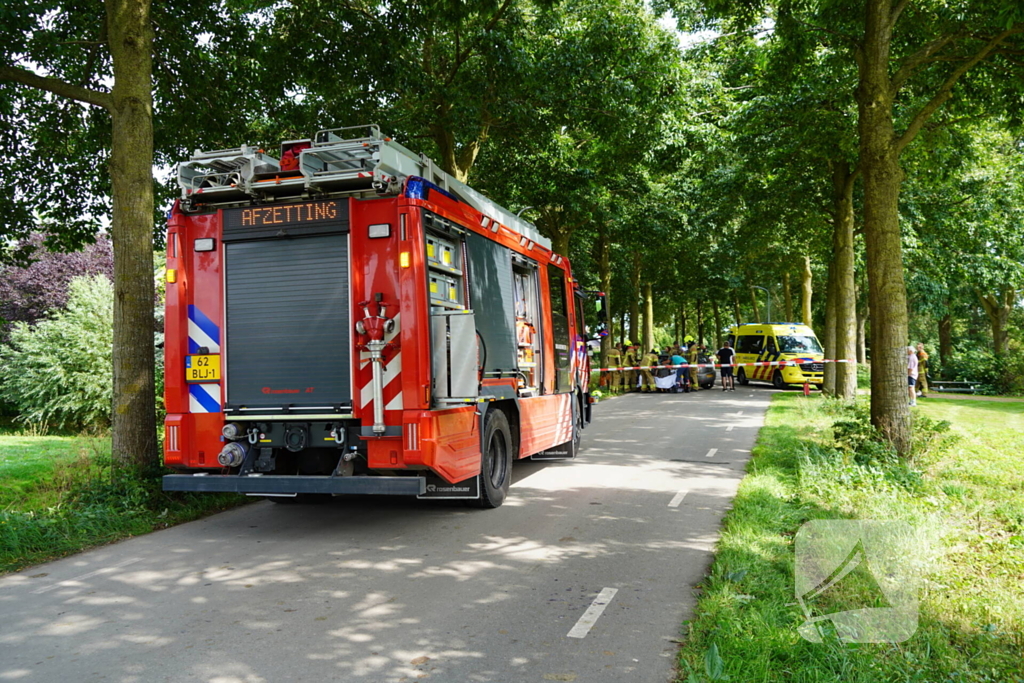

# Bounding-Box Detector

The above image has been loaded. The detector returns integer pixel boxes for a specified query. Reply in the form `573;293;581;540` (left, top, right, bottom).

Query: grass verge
1;430;248;574
676;394;1024;683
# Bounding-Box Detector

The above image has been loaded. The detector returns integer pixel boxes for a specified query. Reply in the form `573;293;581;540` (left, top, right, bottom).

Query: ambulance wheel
475;409;513;509
772;370;788;390
737;368;749;385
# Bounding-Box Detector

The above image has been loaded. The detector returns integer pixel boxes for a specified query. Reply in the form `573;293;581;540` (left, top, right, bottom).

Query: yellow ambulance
726;323;825;389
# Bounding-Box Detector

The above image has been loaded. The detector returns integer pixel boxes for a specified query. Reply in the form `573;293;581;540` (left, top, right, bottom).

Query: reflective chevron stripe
188;305;221;353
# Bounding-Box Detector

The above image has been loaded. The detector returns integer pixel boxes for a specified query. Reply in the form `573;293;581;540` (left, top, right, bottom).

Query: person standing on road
640;349;660;392
717;340;736;391
605;344;622;391
671;348;688;392
623;343;638;392
916;343;929;398
908;345;919;407
688;341;701;391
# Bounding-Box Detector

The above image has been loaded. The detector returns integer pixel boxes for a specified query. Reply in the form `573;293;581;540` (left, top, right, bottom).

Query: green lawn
0;434;107;511
1;430;247;574
676;394;1024;683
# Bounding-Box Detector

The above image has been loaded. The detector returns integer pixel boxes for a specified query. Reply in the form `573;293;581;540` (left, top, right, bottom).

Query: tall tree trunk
536;210;573;258
733;297;742;326
618;311;626;347
712;299;722;348
822;259;838;395
858;0;911;453
697;299;705;345
782;271;794;322
107;0;157;469
976;288;1014;355
832;161;859;399
857;298;869;365
938;312;952;373
748;285;761;322
680;304;687;339
0;0;158;470
431;120;491;183
597;230;612;368
553;234;569;258
801;255;813;324
629;253;640;345
643;281;654;352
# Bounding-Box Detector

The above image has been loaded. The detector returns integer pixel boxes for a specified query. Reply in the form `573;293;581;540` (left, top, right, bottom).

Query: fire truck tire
570;394;583;454
737;368;749;385
476;409;513;509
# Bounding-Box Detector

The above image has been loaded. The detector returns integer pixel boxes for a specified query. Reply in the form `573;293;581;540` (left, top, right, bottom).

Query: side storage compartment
465;232;517;376
431;310;479;402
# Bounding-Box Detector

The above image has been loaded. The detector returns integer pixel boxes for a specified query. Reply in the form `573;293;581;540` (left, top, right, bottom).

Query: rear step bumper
163;474;425;496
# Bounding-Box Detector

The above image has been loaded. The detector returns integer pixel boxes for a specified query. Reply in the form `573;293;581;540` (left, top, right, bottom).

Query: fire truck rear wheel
571;395;583;454
476;409;513;509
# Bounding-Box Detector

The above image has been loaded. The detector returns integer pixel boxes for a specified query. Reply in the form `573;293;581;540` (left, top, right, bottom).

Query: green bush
943;346;1024;395
0;275;113;430
996;347;1024;395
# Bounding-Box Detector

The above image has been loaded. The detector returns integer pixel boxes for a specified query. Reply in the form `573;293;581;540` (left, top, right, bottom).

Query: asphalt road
0;385;775;683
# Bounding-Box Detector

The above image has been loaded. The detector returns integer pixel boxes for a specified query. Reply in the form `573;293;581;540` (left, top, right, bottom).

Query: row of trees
2;0;1023;459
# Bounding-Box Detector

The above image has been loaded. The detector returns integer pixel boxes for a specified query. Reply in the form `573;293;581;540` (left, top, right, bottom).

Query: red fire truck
162;125;601;507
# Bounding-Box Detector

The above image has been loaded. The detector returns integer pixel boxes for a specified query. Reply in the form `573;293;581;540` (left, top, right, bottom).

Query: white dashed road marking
705;448;718;458
568;587;618;639
727;425;734;432
668;490;688;508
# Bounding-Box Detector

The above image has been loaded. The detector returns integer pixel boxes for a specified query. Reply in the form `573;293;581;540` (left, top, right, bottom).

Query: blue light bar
404;176;461;204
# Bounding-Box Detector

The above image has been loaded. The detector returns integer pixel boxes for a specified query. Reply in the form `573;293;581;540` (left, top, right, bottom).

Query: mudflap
531;443;575;460
532;392;581;461
417;473;481;500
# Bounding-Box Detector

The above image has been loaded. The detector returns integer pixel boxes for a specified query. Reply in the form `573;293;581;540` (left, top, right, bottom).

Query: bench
928;378;982;394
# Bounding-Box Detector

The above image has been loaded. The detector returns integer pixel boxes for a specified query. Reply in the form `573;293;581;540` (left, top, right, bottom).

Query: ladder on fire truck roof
177;124;551;249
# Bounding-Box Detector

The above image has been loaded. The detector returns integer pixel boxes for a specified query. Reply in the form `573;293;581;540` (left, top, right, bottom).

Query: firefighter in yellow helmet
688;341;701;390
640;348;660;392
623;343;638;392
604;344;622;390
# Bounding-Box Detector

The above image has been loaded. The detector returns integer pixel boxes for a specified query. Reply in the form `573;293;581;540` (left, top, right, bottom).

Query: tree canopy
3;0;1024;455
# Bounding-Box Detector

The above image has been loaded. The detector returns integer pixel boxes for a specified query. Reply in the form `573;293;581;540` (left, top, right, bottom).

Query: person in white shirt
907;346;919;407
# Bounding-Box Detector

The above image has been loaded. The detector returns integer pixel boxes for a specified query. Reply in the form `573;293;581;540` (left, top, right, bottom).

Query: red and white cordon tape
589;359;857;373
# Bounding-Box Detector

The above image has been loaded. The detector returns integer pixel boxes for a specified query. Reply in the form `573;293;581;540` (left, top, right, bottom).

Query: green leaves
705;642;729;681
0;275;114;430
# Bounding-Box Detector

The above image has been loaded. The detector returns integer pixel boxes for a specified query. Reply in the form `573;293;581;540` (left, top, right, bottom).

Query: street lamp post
753;285;771;323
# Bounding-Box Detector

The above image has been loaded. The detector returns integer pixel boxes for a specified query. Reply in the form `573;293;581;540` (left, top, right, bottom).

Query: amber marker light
166;269;177;283
400;252;411;268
